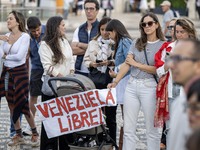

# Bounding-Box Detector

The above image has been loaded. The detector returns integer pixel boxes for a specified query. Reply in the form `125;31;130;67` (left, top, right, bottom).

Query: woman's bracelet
113;81;118;85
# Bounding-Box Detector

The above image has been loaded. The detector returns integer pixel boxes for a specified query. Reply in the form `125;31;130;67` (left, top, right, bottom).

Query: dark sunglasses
167;25;174;30
167;55;200;64
141;21;156;28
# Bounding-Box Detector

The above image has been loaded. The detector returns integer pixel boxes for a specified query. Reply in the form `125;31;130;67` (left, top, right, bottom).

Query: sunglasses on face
167;55;200;64
167;25;174;31
140;21;156;28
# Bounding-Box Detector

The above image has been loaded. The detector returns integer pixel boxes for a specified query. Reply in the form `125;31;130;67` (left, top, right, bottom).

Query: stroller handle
48;76;87;97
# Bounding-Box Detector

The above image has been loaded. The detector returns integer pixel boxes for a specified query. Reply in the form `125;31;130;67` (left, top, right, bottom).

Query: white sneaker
22;125;32;136
7;134;25;146
31;134;40;147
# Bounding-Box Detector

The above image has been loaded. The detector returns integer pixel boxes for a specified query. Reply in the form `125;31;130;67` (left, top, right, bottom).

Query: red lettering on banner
99;107;103;124
65;96;76;112
67;115;72;131
49;100;60;117
74;95;84;111
56;97;69;115
106;90;115;105
58;118;69;132
80;111;90;127
49;108;105;135
36;103;49;118
89;109;98;126
81;94;91;108
87;91;98;107
95;90;106;105
72;114;82;130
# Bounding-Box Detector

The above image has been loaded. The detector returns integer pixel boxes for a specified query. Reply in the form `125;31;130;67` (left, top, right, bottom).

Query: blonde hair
174;18;197;40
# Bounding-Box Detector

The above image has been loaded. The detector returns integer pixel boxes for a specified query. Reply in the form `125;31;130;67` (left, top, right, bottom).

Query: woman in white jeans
108;12;165;150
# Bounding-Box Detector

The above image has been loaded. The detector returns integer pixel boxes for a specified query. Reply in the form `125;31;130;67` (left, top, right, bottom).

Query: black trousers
104;106;117;143
161;123;166;145
40;94;71;150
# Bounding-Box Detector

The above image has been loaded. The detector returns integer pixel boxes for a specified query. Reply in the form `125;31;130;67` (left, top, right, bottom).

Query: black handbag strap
143;49;158;83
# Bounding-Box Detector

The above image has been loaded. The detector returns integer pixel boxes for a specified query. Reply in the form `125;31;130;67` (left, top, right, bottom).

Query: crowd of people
0;0;200;150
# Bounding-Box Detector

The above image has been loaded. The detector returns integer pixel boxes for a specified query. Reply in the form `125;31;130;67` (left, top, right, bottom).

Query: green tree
155;0;186;9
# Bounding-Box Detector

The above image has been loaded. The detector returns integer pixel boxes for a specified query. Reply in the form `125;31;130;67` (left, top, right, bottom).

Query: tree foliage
155;0;186;9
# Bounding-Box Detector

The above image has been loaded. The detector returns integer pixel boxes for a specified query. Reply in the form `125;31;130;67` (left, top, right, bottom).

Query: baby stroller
48;74;118;150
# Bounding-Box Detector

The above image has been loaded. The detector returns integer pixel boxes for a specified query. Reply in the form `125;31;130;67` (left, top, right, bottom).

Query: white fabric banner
35;88;116;138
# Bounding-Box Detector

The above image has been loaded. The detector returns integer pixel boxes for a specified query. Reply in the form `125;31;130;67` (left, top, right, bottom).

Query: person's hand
2;53;7;59
90;62;102;68
57;73;63;77
109;69;117;78
164;64;169;72
125;54;138;67
99;60;109;66
107;81;117;89
0;35;9;42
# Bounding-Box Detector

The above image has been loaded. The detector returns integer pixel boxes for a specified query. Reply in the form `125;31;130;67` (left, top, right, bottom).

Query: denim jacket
115;37;132;67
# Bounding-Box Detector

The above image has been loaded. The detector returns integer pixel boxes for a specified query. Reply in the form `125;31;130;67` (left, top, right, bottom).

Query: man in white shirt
71;0;99;76
160;0;175;40
167;39;200;150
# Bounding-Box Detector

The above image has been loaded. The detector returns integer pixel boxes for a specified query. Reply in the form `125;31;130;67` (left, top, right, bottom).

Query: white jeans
123;77;161;150
165;97;174;147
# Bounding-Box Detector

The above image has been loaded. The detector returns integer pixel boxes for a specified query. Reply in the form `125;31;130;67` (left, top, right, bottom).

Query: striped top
129;39;165;79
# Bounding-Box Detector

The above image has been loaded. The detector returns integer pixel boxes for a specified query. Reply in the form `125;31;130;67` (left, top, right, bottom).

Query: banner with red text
35;88;116;138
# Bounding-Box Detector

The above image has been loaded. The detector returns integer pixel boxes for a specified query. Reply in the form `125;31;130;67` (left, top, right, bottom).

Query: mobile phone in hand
96;60;103;63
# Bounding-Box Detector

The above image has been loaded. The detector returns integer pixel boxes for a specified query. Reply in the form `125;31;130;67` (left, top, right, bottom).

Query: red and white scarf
154;42;172;127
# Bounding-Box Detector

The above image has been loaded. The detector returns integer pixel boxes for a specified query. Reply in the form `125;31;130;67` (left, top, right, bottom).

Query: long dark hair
93;17;111;40
43;16;65;64
9;10;26;32
136;12;165;51
106;19;132;56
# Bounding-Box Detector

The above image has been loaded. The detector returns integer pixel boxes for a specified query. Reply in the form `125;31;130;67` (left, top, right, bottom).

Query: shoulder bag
88;67;112;89
41;66;57;96
144;49;158;83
